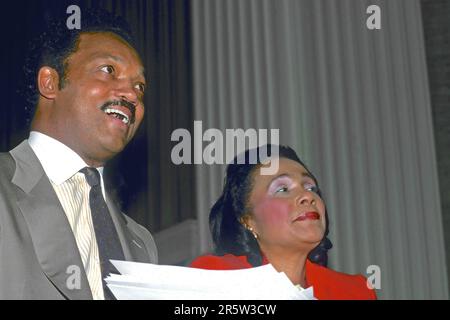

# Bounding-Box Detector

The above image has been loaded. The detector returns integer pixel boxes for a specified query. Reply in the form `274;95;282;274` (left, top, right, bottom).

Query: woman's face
245;158;326;254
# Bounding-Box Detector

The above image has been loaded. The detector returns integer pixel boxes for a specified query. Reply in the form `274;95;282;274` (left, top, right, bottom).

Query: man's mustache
100;99;136;124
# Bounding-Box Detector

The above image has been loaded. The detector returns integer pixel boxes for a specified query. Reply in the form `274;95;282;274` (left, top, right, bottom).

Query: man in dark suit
0;9;157;299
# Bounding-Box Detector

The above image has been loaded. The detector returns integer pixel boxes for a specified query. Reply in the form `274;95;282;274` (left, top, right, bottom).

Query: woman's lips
294;211;320;222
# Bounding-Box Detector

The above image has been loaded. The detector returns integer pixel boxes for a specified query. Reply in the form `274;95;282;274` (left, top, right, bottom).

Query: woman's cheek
254;199;292;226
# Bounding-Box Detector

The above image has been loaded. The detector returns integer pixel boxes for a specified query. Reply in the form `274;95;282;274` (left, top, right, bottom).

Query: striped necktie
80;167;125;300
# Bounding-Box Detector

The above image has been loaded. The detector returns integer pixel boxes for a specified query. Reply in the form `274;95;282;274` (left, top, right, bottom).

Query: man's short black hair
23;7;139;123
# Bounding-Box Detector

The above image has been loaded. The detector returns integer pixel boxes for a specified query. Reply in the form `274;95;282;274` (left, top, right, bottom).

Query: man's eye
135;83;145;93
100;65;115;74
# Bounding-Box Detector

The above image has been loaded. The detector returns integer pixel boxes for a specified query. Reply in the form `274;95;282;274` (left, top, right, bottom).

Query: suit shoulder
0;152;16;238
0;152;15;178
0;152;16;197
190;254;252;270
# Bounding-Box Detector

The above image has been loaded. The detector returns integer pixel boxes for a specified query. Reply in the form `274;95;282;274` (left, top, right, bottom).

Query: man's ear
37;66;60;99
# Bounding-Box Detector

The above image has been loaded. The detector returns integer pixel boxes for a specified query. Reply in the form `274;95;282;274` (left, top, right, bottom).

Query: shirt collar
28;131;105;186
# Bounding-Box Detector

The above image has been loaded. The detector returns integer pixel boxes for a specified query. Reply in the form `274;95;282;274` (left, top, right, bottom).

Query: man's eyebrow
90;53;146;78
90;53;124;62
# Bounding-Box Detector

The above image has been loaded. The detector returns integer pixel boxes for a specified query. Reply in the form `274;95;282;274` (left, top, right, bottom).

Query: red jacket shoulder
306;260;377;300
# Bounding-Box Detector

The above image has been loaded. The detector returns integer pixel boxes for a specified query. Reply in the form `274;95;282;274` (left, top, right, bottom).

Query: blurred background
0;0;449;299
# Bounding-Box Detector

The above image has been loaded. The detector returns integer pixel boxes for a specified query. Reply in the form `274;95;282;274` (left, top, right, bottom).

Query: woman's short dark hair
209;144;333;267
23;8;138;124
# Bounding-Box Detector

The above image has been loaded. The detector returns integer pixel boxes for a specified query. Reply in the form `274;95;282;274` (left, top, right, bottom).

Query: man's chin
97;139;129;160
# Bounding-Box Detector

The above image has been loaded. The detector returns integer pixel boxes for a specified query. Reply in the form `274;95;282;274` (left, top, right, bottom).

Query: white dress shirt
28;131;106;300
28;131;106;198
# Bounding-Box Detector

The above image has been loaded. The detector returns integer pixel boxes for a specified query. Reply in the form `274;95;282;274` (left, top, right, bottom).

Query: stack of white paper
105;260;315;300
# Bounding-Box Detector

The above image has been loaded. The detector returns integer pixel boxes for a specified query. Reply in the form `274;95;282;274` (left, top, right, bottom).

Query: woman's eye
100;65;115;74
275;186;289;194
305;184;319;194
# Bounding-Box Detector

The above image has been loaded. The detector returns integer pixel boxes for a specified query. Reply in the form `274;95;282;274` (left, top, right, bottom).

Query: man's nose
113;80;138;104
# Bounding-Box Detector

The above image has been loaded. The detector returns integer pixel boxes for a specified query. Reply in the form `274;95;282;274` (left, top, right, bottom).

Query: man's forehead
78;32;137;53
78;31;132;47
74;32;145;74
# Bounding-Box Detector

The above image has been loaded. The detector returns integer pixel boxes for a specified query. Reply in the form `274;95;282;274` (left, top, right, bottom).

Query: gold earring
248;227;258;239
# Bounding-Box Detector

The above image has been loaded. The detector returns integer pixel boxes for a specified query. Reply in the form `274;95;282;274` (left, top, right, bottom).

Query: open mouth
103;107;130;125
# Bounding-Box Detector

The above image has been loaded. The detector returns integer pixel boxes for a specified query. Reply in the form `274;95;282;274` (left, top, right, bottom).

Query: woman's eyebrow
268;172;314;185
266;174;291;192
301;172;315;181
268;174;292;186
270;173;292;183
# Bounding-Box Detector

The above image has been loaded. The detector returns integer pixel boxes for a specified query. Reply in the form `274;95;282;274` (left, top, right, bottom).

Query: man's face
51;32;146;166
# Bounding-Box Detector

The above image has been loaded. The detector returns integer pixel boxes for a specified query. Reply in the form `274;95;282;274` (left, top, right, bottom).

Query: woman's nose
296;190;316;206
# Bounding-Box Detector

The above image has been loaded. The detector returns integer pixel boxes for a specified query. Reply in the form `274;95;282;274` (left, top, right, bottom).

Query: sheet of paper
105;260;316;300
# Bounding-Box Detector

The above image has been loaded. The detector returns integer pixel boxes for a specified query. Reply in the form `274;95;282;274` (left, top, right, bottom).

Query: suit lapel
11;141;92;300
106;195;149;263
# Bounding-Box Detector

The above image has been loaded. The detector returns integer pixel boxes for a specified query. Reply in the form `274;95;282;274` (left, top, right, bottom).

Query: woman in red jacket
190;145;376;300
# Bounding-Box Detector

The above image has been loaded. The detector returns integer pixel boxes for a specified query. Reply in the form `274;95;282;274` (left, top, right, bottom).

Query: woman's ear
239;215;250;229
240;215;258;239
37;66;60;99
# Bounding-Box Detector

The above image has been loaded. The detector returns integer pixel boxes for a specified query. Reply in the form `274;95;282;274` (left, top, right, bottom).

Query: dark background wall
421;0;450;291
0;0;195;234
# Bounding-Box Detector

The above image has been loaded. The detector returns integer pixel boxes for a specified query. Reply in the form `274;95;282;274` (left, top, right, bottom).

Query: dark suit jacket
190;254;377;300
0;140;158;299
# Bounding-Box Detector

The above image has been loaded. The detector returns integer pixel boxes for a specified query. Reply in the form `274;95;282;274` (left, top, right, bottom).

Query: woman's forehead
257;158;309;179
